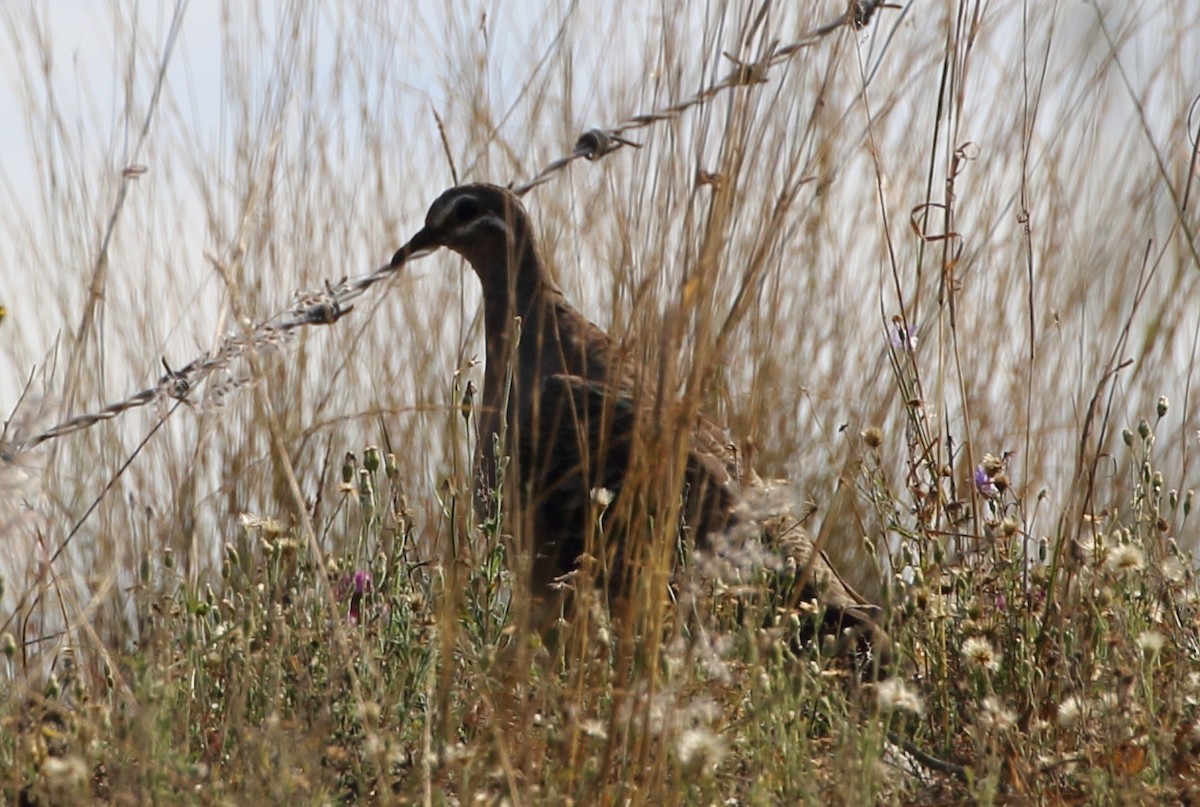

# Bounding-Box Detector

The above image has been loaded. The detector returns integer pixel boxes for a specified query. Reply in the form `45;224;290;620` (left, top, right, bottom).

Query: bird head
390;184;535;277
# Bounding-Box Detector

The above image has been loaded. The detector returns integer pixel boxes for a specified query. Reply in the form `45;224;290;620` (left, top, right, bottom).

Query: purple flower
974;466;999;499
890;321;918;352
338;570;373;624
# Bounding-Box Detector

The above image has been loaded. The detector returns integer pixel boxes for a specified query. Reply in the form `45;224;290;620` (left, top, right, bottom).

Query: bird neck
471;245;561;404
475;246;560;356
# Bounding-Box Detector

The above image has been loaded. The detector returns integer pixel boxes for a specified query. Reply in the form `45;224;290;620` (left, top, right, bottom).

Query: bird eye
453;198;480;223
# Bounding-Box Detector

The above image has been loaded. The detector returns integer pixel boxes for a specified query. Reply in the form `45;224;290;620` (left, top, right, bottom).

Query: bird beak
390;227;439;268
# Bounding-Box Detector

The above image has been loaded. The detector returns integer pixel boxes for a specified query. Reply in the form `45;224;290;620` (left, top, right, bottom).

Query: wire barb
159;358;192;401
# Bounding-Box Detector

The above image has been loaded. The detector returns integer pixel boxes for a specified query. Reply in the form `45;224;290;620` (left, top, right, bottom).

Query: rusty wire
0;0;891;459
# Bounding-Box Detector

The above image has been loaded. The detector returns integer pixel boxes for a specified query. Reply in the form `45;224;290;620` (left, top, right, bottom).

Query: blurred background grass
3;0;1196;606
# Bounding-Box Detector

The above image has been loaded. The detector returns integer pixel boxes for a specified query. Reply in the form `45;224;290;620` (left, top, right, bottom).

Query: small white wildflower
876;679;925;716
676;727;727;770
39;755;89;800
1105;543;1146;576
962;636;1001;672
683;697;721;726
589;487;614;508
1057;694;1085;727
979;696;1017;732
1136;630;1166;656
579;718;608;740
1162;556;1187;586
239;512;287;535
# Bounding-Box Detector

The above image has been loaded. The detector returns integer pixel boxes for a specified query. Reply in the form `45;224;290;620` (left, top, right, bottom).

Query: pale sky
2;1;1197;507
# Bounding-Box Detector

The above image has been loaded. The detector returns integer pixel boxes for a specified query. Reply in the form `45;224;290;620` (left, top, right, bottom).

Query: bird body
391;183;888;664
394;185;734;588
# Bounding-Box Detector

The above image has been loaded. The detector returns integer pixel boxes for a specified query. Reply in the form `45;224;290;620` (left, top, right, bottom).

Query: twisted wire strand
0;0;889;459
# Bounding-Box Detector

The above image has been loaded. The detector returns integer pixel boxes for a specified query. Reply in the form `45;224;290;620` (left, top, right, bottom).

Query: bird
390;183;890;666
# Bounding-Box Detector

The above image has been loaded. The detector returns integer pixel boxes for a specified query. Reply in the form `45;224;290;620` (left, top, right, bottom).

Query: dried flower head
579;718;608;740
1162;556;1187;586
676;727;727;771
861;426;883;448
1105;543;1146;577
876;679;925;716
979;696;1017;732
962;636;1001;672
1136;630;1166;656
1057;694;1086;727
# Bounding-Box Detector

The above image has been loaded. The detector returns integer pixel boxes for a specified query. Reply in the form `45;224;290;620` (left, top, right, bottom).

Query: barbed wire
512;0;892;195
0;0;892;459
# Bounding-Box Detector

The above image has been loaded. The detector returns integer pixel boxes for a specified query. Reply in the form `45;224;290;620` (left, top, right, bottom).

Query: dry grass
2;0;1200;803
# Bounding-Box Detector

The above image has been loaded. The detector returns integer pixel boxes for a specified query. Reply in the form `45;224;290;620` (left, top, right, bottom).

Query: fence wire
0;0;891;459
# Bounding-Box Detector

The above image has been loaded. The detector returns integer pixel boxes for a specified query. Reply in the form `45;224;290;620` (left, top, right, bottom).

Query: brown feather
392;183;890;669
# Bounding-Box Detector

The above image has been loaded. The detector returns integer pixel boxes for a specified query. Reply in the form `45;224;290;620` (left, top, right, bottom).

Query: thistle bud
363;446;381;474
385;452;398;479
358;468;376;517
462;380;477;424
861;426;883;449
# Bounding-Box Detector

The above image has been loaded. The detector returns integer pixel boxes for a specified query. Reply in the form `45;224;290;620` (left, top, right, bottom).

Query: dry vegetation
2;0;1200;804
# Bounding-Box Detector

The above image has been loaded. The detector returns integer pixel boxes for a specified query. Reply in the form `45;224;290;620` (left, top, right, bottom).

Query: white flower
1057;694;1085;727
589;487;614;508
676;727;726;770
876;679;925;716
1105;543;1145;576
1136;630;1166;655
1162;556;1187;586
962;636;1001;672
979;696;1016;731
579;718;608;740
